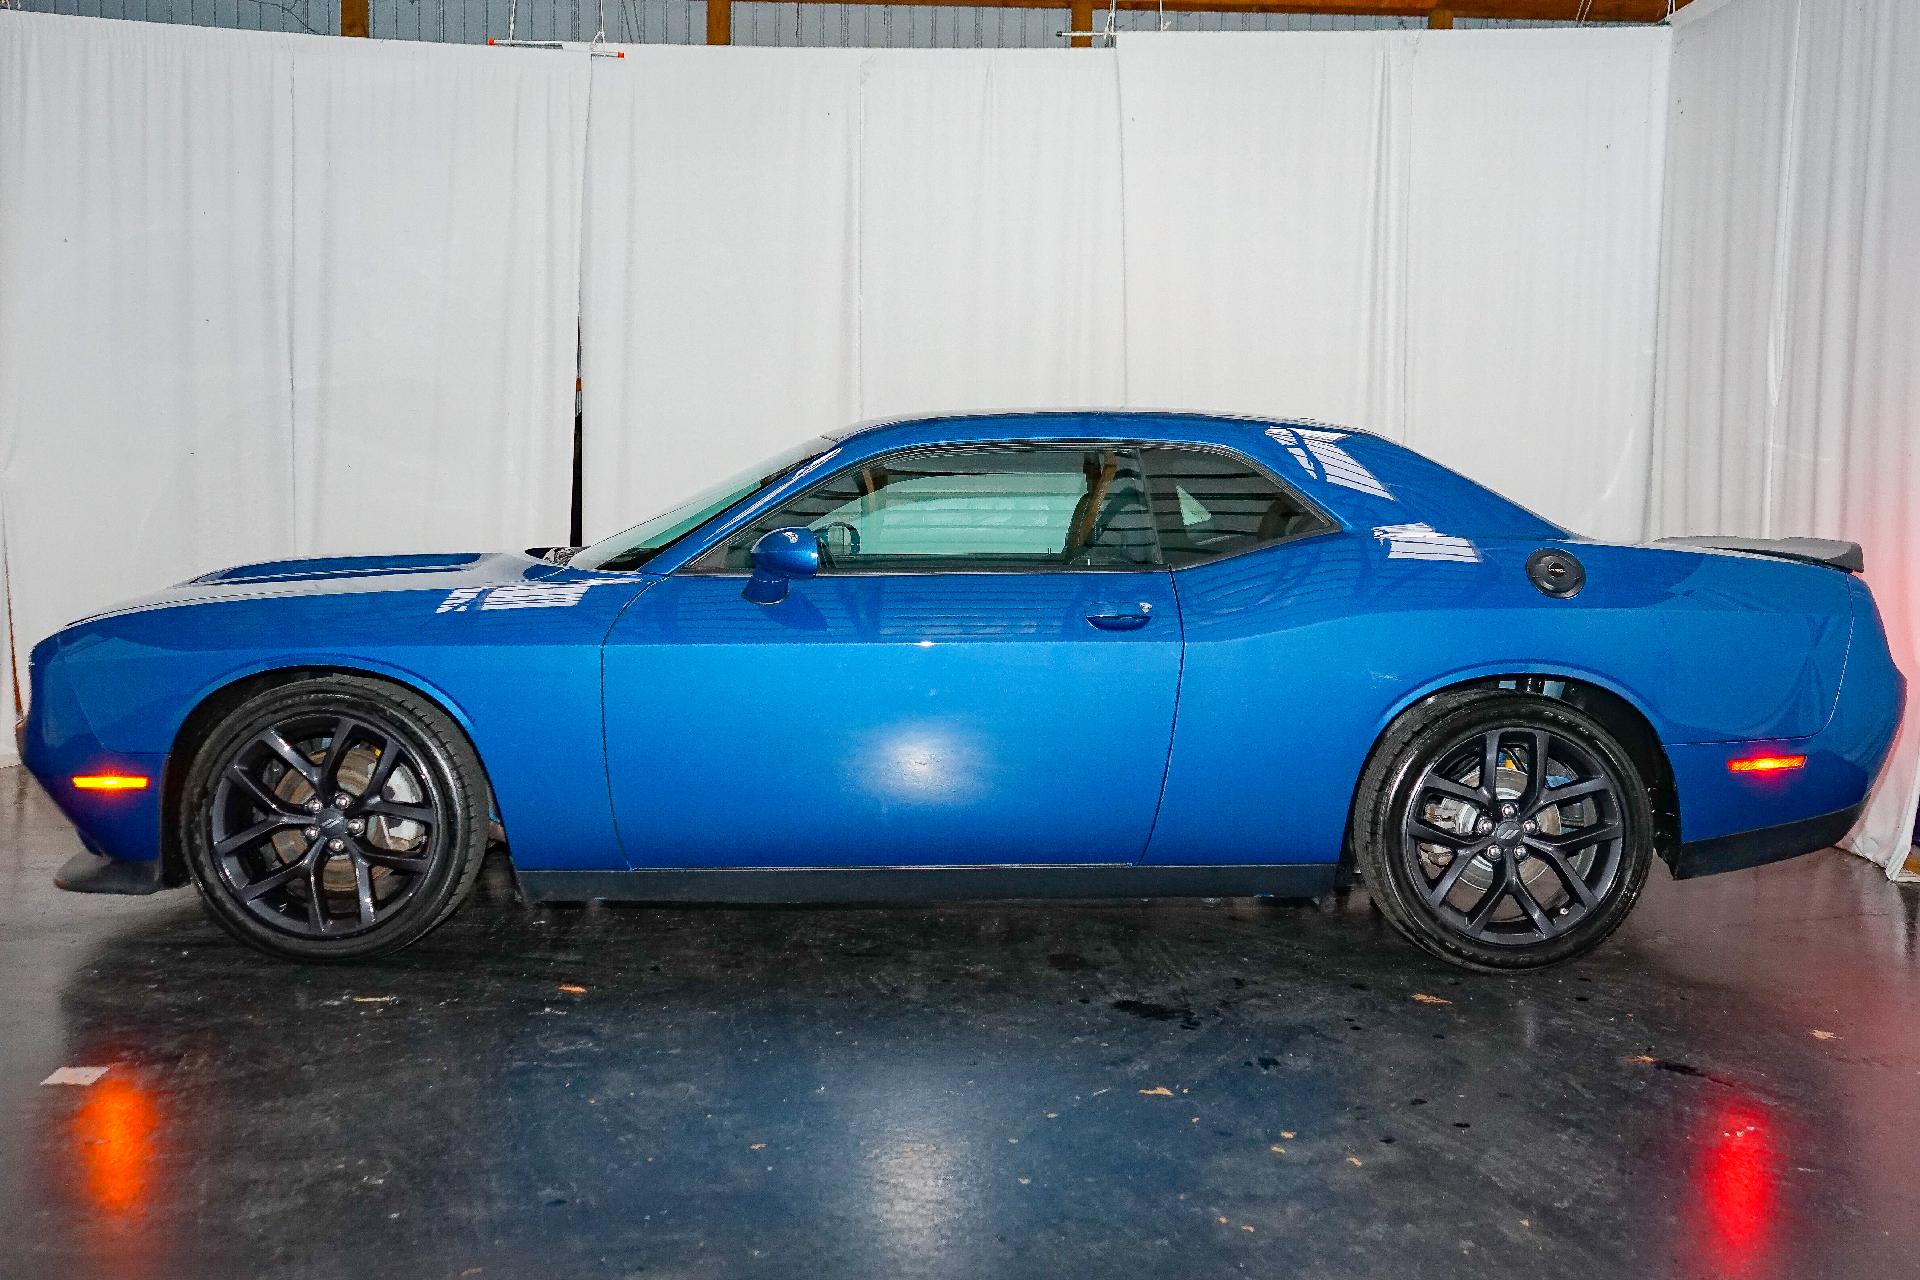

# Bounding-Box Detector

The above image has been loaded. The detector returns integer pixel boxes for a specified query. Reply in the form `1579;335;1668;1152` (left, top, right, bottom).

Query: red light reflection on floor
1693;1096;1778;1277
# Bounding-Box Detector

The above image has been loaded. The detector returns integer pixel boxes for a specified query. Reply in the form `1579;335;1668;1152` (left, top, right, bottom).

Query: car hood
76;550;599;623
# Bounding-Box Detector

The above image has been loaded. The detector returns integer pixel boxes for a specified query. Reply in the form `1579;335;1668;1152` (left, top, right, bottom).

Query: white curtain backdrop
0;13;588;764
580;47;867;535
582;31;1669;546
580;45;1126;534
289;38;589;556
1119;30;1671;544
1653;0;1920;875
0;15;297;768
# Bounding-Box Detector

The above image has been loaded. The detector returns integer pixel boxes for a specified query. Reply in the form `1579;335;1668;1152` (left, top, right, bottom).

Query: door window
698;445;1159;573
1143;446;1331;567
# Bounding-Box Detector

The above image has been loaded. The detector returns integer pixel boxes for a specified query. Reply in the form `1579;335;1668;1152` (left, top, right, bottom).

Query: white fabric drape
0;12;588;767
580;45;1124;536
580;48;866;535
1653;0;1920;875
853;51;1126;424
0;15;298;768
289;38;589;556
1118;30;1671;544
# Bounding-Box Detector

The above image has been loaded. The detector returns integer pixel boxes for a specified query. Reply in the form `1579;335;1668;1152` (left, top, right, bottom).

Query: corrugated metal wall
3;0;1597;46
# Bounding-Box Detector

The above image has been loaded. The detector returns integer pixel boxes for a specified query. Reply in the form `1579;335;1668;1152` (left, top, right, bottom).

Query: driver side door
600;441;1183;869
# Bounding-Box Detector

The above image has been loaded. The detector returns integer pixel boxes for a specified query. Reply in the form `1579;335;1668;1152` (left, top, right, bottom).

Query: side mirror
743;526;820;605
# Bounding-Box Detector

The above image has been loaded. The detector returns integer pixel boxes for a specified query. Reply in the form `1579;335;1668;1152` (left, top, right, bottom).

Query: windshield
570;437;835;572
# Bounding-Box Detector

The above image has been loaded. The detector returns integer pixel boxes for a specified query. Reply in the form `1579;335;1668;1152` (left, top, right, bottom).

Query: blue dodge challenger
22;412;1904;970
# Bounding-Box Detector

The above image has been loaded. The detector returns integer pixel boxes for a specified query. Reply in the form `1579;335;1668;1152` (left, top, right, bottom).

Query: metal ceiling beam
724;0;1684;18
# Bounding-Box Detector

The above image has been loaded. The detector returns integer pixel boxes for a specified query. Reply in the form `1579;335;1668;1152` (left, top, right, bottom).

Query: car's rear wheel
178;674;490;962
1352;689;1654;972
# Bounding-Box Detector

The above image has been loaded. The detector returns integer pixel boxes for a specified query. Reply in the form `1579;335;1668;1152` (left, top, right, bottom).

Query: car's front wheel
1352;689;1654;972
179;674;491;962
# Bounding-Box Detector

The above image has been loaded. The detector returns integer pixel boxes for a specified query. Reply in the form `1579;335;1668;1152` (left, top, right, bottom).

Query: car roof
822;409;1379;444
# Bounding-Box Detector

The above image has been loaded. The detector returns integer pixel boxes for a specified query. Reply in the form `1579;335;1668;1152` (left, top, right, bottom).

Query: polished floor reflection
4;766;1920;1280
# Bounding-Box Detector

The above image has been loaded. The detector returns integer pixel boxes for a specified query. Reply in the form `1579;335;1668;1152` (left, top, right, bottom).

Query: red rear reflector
1727;755;1806;774
72;774;150;791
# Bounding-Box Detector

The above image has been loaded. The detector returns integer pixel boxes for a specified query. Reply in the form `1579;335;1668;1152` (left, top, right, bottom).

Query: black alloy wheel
1353;689;1654;972
1400;725;1626;946
180;675;490;961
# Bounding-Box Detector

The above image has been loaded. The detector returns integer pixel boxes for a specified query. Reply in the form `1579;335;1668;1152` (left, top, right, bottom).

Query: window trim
673;438;1338;580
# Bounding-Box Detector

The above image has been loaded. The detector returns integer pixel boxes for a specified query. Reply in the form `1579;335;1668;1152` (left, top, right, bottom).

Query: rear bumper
1669;801;1863;880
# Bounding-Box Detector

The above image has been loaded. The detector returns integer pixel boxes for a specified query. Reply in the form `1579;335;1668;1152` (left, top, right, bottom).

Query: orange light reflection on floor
72;1075;159;1216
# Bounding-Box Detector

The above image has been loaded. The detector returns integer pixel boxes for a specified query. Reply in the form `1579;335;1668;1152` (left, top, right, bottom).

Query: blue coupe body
24;411;1904;907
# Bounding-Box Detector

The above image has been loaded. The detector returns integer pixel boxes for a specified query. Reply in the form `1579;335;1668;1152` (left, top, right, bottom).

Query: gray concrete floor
4;765;1920;1280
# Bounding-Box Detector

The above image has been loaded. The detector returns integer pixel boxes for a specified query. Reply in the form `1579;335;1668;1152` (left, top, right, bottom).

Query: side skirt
517;863;1339;905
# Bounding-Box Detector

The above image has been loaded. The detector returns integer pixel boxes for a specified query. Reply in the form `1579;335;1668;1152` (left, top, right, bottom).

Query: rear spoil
1652;535;1865;574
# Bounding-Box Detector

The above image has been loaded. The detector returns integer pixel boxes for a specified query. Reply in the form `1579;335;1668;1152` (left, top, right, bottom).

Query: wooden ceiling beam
728;0;1685;20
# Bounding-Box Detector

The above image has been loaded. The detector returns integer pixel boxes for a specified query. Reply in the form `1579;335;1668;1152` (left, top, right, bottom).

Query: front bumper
23;636;173;888
54;849;169;894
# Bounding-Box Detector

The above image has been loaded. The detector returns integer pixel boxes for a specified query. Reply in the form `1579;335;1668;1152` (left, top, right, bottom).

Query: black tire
178;674;490;962
1352;689;1653;973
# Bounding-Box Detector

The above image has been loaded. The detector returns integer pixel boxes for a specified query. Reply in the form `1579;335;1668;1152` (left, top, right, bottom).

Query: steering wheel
816;520;862;567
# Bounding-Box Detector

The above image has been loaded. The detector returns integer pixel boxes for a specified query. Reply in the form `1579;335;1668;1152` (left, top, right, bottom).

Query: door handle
1085;602;1155;631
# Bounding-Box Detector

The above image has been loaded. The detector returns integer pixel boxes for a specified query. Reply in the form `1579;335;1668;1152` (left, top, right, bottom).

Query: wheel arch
158;663;499;888
1341;672;1681;884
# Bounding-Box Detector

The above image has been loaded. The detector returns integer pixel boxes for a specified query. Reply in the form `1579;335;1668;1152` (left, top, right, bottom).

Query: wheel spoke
351;852;377;926
1479;731;1503;800
354;841;431;875
1509;872;1555;934
358;737;405;805
1540;820;1623;851
259;728;321;785
363;800;434;825
1528;840;1601;908
1536;776;1610;811
214;814;301;857
226;763;300;818
237;850;311;902
1408;819;1468;848
1463;857;1514;932
306;846;334;933
1425;841;1490;907
1422;774;1486;807
1514;729;1551;813
317;717;360;795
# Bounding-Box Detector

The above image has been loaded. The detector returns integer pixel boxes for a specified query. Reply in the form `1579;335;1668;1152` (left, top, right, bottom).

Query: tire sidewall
179;677;486;963
1360;692;1655;972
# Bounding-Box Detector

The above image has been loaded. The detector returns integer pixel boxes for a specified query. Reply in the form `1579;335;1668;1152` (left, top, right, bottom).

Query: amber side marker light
71;774;150;792
1727;755;1807;775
